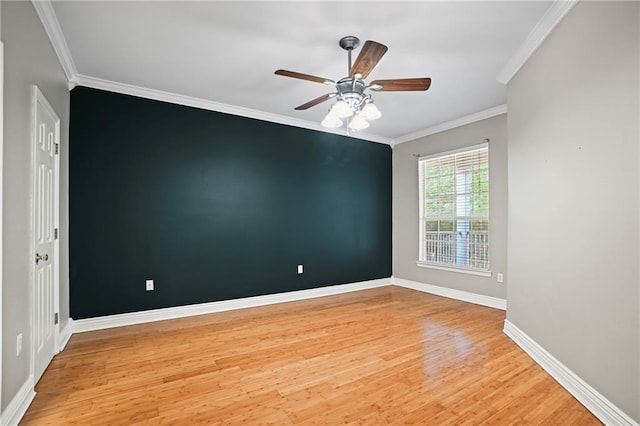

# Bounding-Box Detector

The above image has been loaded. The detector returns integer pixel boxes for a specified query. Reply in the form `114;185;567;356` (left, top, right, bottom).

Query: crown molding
30;0;391;144
496;0;578;84
393;104;507;145
31;0;78;84
74;75;392;145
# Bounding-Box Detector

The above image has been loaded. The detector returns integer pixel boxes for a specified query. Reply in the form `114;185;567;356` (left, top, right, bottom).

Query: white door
32;86;60;383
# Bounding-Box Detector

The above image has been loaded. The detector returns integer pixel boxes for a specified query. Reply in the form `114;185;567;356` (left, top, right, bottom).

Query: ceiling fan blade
350;41;388;79
369;78;432;91
294;93;335;110
275;69;335;85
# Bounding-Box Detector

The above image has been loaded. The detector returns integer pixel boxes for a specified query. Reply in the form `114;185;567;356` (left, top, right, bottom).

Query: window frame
417;142;491;277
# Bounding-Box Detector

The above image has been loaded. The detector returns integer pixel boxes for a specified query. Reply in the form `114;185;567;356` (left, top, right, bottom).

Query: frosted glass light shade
360;102;382;120
330;100;354;118
348;114;369;130
321;113;343;128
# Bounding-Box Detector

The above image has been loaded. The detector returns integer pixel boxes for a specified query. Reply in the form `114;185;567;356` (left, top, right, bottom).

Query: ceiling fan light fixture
275;36;431;132
360;102;382;121
321;113;343;129
348;114;370;131
330;100;354;118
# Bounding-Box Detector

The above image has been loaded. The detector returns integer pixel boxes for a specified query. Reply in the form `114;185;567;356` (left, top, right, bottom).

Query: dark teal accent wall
69;87;391;319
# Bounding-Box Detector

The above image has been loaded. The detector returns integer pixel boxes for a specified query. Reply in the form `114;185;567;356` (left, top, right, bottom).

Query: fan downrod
339;36;360;51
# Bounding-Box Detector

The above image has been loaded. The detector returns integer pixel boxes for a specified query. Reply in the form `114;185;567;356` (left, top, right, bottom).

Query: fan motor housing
335;77;368;109
336;77;366;96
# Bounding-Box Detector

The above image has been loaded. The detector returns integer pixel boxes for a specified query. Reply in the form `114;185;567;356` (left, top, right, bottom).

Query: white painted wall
507;2;639;421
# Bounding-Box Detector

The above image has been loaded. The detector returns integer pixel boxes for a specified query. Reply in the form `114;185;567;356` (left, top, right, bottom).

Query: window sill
416;261;492;277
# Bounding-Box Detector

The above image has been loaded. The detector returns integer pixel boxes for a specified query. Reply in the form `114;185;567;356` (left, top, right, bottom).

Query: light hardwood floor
21;286;600;425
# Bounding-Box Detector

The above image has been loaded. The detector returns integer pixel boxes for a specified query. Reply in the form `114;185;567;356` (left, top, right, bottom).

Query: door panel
33;88;59;383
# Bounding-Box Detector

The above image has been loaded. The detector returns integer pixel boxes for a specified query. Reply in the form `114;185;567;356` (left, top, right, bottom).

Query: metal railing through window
422;231;489;270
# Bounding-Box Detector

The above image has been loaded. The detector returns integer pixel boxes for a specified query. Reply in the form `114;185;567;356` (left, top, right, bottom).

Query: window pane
439;220;454;231
419;145;489;271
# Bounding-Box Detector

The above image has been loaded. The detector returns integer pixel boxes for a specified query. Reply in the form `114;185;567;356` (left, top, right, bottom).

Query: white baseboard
1;376;35;426
503;320;638;426
73;277;392;333
392;276;507;310
58;319;73;352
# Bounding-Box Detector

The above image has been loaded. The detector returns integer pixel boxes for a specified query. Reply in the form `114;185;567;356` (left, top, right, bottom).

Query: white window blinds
418;144;489;271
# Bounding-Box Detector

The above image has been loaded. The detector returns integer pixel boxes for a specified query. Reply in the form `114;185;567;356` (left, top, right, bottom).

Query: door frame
30;85;60;382
0;40;5;421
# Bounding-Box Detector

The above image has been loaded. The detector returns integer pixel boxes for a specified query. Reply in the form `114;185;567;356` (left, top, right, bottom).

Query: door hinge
55;143;59;155
54;313;59;325
54;228;58;240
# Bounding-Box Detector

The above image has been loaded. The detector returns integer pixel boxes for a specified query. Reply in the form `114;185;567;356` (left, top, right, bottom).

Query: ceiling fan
275;36;431;131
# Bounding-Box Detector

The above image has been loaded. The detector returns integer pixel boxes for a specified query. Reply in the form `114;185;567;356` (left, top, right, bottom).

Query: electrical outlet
146;279;154;291
297;265;303;274
497;273;504;283
17;333;22;356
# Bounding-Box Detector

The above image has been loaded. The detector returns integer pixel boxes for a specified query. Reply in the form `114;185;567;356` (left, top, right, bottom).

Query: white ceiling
50;1;552;142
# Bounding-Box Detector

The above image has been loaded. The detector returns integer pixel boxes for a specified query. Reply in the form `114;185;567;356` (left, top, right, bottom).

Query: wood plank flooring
21;286;601;425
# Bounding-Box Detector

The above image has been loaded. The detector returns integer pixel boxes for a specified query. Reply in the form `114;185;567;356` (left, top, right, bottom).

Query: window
418;143;489;274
